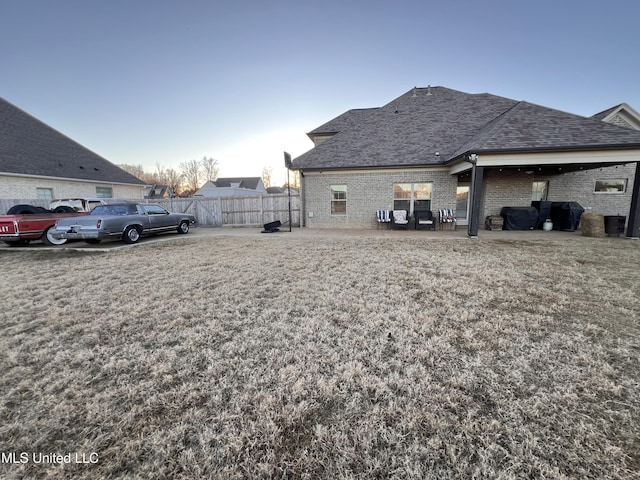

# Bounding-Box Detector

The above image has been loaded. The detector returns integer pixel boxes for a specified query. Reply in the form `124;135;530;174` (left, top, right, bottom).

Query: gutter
0;171;145;186
446;143;640;165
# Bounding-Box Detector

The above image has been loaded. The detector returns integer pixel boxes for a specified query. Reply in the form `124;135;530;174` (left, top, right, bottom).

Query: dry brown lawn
0;232;639;479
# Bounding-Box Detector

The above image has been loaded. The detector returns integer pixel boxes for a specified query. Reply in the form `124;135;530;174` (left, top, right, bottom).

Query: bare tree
179;159;202;195
164;168;184;196
200;157;219;182
283;170;300;189
262;166;273;188
118;164;154;183
120;158;216;196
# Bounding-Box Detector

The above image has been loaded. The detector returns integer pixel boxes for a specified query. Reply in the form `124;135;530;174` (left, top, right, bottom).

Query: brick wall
547;164;636;216
480;163;637;219
301;163;637;229
302;169;457;228
0;175;145;200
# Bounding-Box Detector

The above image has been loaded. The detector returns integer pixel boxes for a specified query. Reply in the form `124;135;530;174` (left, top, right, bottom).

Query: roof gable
592;103;640;131
308;108;378;139
0;97;144;185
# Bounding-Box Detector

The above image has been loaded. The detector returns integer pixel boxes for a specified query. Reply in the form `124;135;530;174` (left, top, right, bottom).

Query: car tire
123;226;141;244
177;220;190;234
6;204;41;215
53;206;76;213
42;227;67;246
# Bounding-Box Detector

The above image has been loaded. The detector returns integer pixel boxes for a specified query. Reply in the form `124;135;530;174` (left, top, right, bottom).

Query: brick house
0;97;145;201
291;86;640;237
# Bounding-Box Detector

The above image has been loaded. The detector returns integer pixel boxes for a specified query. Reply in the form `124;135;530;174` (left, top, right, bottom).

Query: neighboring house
195;177;267;197
0;96;146;200
144;184;174;198
292;86;640;237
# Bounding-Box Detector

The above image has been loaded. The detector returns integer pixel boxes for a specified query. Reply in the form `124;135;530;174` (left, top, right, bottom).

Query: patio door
456;185;470;225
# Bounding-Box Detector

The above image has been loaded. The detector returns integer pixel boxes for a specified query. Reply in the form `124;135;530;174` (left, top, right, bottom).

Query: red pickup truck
0;198;106;246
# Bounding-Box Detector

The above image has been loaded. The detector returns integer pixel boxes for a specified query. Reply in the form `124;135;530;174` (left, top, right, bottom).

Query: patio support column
467;158;484;238
626;161;640;238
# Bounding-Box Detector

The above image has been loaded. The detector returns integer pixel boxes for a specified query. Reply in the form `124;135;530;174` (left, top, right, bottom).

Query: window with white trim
330;185;347;215
393;183;432;214
594;179;626;193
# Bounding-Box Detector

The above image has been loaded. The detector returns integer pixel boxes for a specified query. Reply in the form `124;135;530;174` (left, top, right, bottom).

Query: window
95;186;113;198
594;179;626;193
36;188;53;201
393;183;432;214
143;205;169;215
531;181;548;201
330;185;347;215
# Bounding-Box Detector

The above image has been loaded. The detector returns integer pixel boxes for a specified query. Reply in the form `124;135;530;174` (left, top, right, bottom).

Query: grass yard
0;232;639;479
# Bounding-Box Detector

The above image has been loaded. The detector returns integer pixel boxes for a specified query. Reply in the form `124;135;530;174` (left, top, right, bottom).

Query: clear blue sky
1;0;639;185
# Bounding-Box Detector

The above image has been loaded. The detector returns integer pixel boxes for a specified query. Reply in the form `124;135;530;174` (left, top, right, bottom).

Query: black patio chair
414;210;436;230
390;210;410;230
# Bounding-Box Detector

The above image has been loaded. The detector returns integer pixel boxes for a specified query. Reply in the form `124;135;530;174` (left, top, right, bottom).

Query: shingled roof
0;97;144;185
214;177;263;189
293;87;640;170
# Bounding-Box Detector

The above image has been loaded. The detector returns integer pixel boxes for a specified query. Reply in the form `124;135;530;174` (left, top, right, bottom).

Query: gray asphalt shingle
0;97;144;185
293;87;640;170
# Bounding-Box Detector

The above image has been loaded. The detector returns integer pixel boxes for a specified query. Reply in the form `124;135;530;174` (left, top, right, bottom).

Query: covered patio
449;151;640;239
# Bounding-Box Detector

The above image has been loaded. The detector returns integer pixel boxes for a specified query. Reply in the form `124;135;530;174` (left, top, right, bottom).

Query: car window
90;205;131;216
88;201;104;211
144;205;168;215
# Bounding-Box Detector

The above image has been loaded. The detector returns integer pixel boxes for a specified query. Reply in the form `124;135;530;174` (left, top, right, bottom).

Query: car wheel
123;226;141;244
42;227;67;246
85;239;101;244
177;220;190;234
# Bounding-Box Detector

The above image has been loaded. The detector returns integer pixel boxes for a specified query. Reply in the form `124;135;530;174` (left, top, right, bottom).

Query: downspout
284;151;295;230
300;170;306;227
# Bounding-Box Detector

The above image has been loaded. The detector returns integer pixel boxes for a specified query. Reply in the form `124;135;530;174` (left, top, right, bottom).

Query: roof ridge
447;101;524;159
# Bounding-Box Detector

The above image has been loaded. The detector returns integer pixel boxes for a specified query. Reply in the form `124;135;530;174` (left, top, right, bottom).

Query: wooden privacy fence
141;194;302;227
1;194;301;228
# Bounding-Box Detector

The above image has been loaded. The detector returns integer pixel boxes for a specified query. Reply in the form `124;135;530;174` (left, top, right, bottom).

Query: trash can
604;215;626;236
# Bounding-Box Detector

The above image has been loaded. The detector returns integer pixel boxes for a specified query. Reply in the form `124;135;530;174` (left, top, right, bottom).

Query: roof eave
292;162;447;172
446;143;640;164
